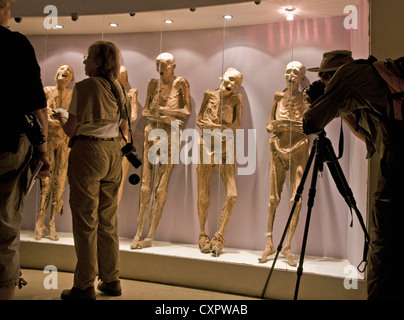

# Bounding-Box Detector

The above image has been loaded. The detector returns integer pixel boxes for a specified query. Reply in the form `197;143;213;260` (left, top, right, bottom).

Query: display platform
20;230;366;300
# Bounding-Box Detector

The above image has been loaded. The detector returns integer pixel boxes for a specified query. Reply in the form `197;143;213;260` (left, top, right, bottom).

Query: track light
71;12;79;21
285;7;296;21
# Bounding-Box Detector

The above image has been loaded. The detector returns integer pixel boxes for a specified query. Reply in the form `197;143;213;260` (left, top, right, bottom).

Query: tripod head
312;129;345;164
316;129;327;139
312;130;334;164
312;130;350;194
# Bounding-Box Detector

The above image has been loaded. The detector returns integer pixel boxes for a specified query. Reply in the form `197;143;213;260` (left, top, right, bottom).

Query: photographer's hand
30;151;51;179
31;108;51;178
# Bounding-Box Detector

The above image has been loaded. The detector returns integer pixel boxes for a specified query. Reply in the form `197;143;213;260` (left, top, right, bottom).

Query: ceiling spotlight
164;19;173;24
190;8;196;12
14;17;22;23
129;12;136;17
285;7;296;21
223;15;233;20
109;23;118;27
254;0;262;4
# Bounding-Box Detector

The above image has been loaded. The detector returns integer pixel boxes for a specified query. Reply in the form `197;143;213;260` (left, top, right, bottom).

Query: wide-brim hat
308;50;353;72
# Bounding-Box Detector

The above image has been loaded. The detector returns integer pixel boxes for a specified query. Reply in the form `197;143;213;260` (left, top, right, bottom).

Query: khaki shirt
69;77;128;138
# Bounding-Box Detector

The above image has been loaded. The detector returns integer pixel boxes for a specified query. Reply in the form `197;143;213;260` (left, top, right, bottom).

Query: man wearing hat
303;51;404;300
305;50;363;139
308;49;354;74
305;50;353;101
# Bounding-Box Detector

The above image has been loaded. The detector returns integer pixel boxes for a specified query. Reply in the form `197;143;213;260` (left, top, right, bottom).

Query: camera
122;143;142;168
122;143;143;185
23;112;46;147
305;80;325;104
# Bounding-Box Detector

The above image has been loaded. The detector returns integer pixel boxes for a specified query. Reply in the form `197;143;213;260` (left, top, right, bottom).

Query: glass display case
10;0;370;299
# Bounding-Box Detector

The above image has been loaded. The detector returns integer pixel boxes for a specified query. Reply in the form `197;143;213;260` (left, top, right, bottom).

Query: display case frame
10;0;370;299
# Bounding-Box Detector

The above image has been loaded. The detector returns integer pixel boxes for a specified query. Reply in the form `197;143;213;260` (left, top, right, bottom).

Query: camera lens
126;152;142;168
129;174;140;185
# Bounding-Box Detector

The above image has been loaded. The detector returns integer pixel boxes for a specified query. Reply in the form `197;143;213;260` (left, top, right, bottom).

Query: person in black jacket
303;55;404;300
0;0;51;300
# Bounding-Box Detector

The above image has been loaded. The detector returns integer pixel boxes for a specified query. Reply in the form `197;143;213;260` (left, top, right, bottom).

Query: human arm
18;34;51;178
228;93;243;131
158;78;192;121
303;68;351;135
342;113;366;142
196;91;210;130
32;108;51;179
142;79;158;121
52;86;78;138
52;108;77;138
266;92;283;133
128;88;139;122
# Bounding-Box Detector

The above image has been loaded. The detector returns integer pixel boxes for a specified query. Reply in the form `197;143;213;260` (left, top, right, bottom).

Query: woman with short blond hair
55;41;129;300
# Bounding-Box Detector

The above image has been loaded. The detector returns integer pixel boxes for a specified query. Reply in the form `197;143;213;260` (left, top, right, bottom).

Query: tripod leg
294;145;323;300
260;140;317;299
322;138;371;271
325;163;370;239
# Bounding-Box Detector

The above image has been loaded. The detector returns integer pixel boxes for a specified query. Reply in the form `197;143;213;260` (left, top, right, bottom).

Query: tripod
260;130;370;300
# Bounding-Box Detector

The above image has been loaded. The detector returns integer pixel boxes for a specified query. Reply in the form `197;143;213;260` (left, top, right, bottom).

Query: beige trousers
68;137;122;290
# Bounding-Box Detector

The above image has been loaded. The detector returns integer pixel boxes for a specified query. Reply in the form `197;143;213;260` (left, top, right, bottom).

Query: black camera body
122;143;142;169
305;80;326;104
122;143;142;185
23;112;46;147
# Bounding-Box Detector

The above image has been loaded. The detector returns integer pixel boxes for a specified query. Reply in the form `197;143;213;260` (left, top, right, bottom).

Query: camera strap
337;118;344;160
336;118;371;273
107;79;133;145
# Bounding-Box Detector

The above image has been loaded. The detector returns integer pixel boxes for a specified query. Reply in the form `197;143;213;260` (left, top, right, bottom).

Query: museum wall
21;13;369;262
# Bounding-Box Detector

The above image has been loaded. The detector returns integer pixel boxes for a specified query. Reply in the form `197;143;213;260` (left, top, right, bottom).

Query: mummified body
35;65;74;240
258;61;310;266
196;67;243;256
130;53;191;249
117;66;139;205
